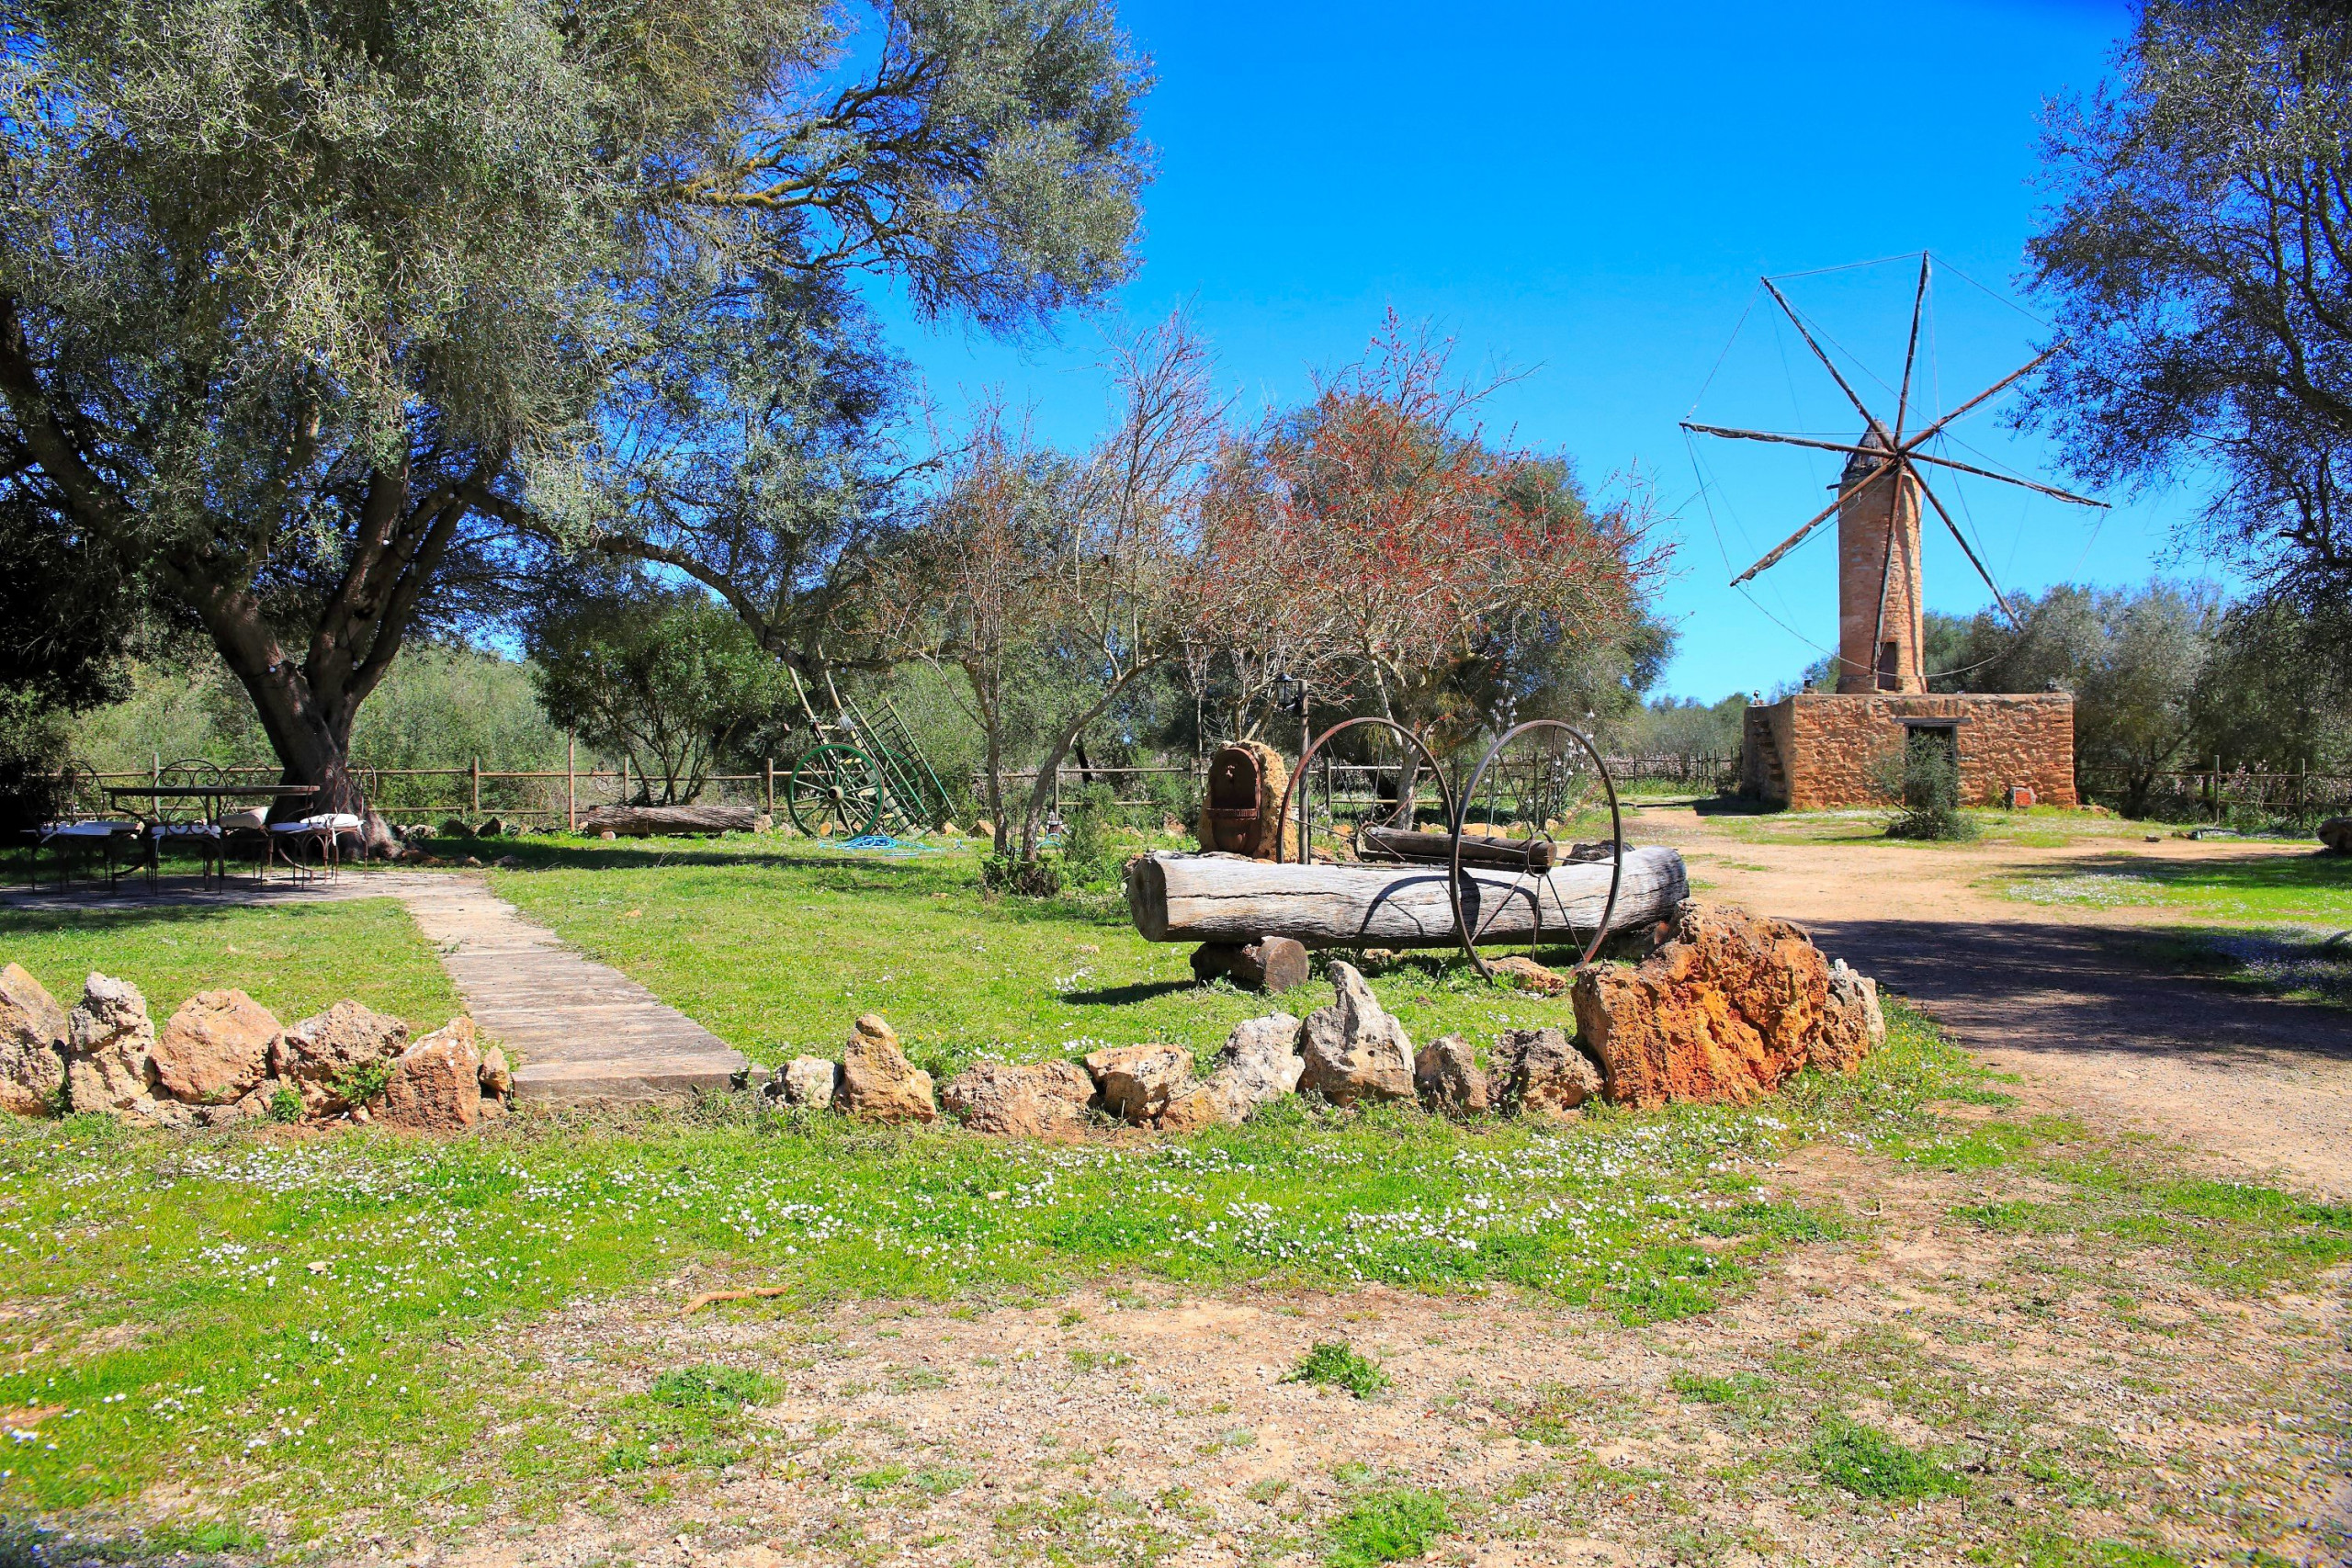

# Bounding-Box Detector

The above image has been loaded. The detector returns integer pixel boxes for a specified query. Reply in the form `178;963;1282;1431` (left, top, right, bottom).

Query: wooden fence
2076;764;2352;824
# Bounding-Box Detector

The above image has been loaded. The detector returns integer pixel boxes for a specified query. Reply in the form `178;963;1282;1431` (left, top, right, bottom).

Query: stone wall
1741;692;2076;810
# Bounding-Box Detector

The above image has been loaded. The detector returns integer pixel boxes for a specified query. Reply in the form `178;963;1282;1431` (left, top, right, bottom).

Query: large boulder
940;1059;1097;1139
0;964;67;1118
1083;1043;1194;1124
274;1001;411;1117
1158;1013;1305;1132
1413;1034;1487;1114
1572;900;1871;1109
1488;1026;1603;1116
1299;963;1413;1106
374;1018;484;1132
153;990;280;1105
836;1014;935;1123
64;974;160;1118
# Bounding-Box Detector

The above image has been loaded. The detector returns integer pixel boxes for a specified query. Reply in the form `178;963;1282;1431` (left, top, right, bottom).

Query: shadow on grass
1062;979;1194;1007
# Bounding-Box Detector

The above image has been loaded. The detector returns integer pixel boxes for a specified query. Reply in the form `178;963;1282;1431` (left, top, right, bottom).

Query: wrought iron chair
144;760;226;890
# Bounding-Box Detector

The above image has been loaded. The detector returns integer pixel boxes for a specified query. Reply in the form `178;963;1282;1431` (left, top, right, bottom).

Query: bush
1281;1340;1390;1399
1879;733;1977;841
1061;782;1116;871
979;852;1061;898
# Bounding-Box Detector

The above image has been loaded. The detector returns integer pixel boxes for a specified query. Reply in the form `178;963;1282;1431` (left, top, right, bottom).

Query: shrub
979;852;1061;897
1880;732;1977;841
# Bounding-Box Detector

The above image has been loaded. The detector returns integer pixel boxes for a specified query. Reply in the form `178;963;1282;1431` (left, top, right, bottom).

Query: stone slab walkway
3;870;746;1105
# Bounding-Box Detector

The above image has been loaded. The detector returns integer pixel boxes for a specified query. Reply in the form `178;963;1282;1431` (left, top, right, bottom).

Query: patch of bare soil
1641;806;2352;1201
387;1144;2351;1568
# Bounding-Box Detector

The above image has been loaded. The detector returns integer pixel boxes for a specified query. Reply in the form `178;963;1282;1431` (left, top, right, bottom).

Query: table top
105;784;318;799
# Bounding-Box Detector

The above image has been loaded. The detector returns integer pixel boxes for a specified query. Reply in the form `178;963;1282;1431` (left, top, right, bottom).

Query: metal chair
27;765;139;891
145;760;226;890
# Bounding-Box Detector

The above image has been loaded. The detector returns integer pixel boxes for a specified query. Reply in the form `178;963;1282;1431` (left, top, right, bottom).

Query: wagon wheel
1272;717;1458;867
786;744;886;839
1450;721;1623;981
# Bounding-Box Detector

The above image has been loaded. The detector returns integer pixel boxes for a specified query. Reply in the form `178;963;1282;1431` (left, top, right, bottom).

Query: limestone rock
1413;1034;1487;1113
375;1018;484;1132
1159;1014;1305;1132
779;1055;838;1109
836;1014;934;1123
1083;1043;1194;1123
153;989;279;1105
1571;899;1863;1109
0;964;68;1118
940;1059;1096;1139
275;1001;411;1116
229;1076;296;1123
2320;817;2352;854
1299;962;1413;1107
1487;954;1570;996
65;974;160;1117
1490;1026;1602;1116
1189;937;1311;995
1220;1013;1305;1101
479;1044;513;1098
1817;959;1886;1073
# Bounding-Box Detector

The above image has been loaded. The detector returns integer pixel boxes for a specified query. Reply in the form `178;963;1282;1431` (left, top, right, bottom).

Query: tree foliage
2024;0;2352;625
525;573;794;805
0;0;1150;839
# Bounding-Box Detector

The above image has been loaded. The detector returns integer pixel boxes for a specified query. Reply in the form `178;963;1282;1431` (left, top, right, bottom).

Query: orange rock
1572;901;1871;1109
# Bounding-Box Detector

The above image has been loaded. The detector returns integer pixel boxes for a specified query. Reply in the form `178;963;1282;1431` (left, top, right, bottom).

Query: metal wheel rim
1449;721;1623;981
1272;717;1459;868
786;744;885;839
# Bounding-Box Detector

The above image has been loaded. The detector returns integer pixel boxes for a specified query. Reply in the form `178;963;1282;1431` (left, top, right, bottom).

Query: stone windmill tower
1682;255;2104;807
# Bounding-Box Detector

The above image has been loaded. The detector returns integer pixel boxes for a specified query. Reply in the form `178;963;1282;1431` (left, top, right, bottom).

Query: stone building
1739;440;2076;809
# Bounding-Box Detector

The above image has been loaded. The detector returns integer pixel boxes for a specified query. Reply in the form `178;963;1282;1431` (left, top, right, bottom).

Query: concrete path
3;870;746;1105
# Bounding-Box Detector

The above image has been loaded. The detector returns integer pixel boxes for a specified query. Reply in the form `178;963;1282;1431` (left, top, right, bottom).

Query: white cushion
269;821;324;834
218;809;267;831
152;822;222;838
55;821;139;837
302;812;364;830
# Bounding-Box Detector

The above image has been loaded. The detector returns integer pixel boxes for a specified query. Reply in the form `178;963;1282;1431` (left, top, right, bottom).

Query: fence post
763;757;775;816
566;734;577;832
470;756;481;818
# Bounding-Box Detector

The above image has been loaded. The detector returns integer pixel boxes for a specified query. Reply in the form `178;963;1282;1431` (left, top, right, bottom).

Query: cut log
1125;846;1688;949
577;804;769;838
1359;826;1564;872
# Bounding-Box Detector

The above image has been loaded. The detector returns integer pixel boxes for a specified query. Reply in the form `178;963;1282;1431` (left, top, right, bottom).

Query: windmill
1682;254;2108;694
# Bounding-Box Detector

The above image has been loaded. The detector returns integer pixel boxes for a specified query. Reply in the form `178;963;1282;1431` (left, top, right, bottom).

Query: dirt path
1634;806;2352;1201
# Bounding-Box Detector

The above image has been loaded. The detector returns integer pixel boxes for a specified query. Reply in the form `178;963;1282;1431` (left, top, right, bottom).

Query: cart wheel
786;745;886;838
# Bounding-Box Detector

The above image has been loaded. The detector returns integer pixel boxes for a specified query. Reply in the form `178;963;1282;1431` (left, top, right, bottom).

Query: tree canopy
2024;0;2352;625
0;0;1150;837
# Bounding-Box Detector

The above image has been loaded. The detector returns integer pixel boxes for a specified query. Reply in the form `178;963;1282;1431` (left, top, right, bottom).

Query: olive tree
0;0;1149;845
2024;1;2352;627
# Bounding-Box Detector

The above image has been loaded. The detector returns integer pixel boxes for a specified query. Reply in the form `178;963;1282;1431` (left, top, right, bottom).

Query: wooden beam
1728;453;1898;585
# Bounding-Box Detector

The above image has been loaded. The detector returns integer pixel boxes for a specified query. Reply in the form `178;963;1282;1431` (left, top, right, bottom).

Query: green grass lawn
0;897;462;1032
1995;849;2352;925
1696;802;2153;851
476;832;1604;1075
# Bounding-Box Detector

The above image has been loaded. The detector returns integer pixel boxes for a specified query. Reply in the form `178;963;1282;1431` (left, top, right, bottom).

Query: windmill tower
1682;254;2104;809
1836;436;1925;694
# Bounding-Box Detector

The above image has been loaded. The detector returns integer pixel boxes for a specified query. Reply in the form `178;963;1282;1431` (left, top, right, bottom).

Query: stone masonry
1740;691;2076;810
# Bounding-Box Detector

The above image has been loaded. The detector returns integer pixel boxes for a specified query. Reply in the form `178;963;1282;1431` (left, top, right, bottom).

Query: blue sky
872;0;2199;703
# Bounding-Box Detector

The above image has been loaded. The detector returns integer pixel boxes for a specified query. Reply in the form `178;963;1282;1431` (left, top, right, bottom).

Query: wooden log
1125;846;1688;948
578;804;769;838
1358;826;1563;872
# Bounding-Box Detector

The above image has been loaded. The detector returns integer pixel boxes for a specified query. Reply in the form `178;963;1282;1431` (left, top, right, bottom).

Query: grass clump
1326;1488;1453;1568
1807;1416;1968;1500
604;1364;782;1474
1283;1340;1389;1399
